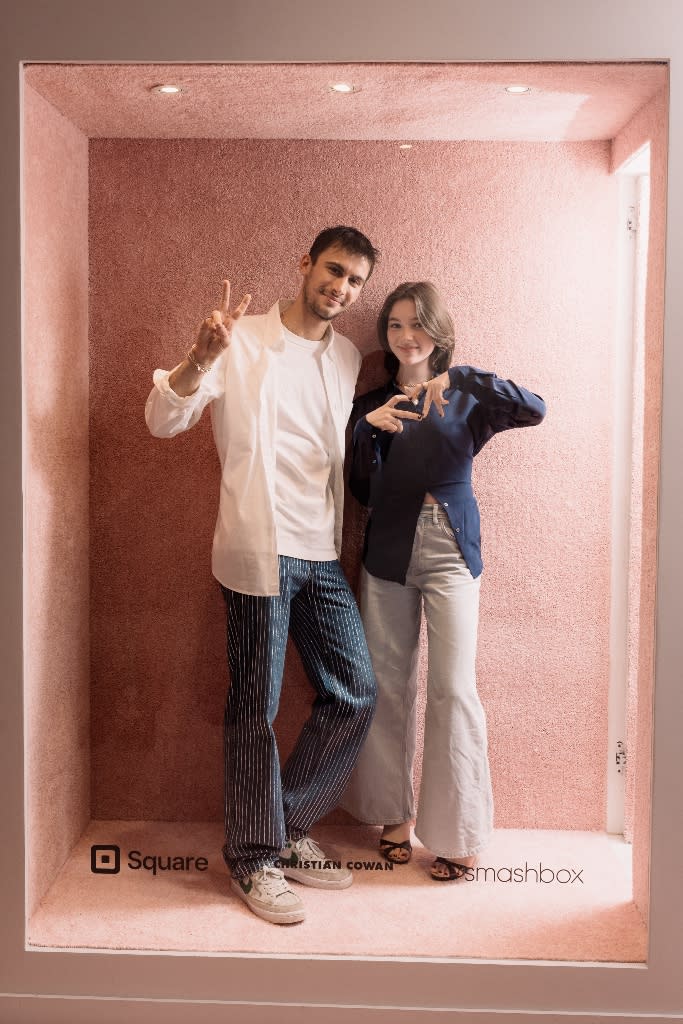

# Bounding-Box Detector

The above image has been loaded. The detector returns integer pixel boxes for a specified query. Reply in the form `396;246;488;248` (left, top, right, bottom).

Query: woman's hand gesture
421;371;452;418
366;394;423;434
190;280;251;370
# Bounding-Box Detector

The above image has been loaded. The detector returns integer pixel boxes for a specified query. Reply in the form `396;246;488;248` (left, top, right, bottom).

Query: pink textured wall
89;138;616;829
611;86;668;923
23;85;90;914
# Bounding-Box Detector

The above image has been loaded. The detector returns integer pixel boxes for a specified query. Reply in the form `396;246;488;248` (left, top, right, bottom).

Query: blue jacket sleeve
450;366;546;454
349;389;391;508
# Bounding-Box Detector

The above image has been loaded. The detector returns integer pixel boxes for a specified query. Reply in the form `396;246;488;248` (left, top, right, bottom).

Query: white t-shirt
274;326;337;560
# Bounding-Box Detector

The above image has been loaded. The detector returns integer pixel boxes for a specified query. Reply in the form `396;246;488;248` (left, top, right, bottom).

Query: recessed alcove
22;60;667;959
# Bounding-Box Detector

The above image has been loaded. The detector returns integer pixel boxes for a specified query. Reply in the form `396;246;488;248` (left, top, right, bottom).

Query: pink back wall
23;85;90;913
88;137;617;829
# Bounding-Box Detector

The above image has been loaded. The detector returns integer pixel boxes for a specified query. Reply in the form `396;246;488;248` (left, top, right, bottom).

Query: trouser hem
223;848;280;880
416;832;493;860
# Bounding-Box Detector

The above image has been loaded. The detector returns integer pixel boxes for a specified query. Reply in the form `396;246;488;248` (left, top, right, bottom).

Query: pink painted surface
28;822;643;961
88;138;615;832
611;86;668;925
24;62;667;142
23;85;90;915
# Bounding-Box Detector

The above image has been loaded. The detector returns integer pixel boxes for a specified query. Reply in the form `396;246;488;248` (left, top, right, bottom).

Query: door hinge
616;740;627;774
626;205;638;237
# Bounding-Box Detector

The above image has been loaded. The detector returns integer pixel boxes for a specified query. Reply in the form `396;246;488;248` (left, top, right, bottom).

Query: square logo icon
91;844;120;874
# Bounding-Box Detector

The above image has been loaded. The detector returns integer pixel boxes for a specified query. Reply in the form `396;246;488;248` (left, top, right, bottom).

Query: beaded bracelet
187;348;211;374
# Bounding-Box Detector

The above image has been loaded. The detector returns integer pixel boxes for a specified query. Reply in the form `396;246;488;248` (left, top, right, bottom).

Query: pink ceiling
24;62;667;141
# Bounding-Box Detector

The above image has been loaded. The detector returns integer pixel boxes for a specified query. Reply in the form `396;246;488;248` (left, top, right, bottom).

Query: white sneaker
230;866;305;924
278;836;353;890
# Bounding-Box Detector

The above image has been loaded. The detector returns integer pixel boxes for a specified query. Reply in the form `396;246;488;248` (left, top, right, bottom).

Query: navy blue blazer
350;365;546;583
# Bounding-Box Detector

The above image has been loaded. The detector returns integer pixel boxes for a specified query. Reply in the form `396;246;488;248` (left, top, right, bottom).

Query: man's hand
189;280;252;371
167;280;251;397
421;371;451;418
366;394;423;434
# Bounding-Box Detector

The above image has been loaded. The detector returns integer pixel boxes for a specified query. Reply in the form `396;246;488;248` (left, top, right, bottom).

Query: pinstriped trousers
221;556;376;878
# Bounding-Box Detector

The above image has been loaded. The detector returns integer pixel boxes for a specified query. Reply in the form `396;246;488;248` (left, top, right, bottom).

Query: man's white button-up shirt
145;300;362;596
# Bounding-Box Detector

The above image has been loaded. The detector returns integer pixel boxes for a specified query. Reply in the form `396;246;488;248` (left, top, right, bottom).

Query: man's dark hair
309;226;380;278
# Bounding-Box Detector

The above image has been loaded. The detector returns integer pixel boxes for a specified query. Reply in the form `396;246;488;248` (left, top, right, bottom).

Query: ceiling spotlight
399;143;413;150
505;85;531;94
330;82;355;94
151;84;182;95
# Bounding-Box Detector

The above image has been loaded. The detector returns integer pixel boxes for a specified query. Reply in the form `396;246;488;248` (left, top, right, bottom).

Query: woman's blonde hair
377;281;455;376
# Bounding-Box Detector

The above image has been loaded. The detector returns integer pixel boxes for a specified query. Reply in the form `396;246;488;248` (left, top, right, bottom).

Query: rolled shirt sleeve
145;363;225;438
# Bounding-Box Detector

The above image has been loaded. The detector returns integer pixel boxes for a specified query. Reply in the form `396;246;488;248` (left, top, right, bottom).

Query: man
145;226;378;924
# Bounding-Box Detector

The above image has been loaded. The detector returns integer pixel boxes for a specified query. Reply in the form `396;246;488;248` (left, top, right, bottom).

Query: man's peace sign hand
190;280;251;370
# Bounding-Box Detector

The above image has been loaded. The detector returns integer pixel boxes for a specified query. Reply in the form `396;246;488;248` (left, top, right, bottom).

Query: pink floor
28;823;645;962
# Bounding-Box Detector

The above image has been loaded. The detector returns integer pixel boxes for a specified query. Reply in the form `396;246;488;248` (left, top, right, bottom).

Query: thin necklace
397;376;434;406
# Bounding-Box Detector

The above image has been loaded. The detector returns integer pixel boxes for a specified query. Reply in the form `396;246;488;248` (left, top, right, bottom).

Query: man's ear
299;253;313;275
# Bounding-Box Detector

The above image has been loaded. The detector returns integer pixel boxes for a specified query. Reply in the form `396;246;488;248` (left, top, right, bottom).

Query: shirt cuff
353;416;377;441
152;368;206;407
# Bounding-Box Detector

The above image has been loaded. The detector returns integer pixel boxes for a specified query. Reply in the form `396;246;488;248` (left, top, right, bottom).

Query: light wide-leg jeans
341;503;493;859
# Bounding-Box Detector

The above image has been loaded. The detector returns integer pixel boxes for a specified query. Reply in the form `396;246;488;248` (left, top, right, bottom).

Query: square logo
91;844;120;874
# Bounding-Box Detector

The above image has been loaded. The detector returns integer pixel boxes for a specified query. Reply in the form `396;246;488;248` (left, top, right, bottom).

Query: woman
341;281;546;881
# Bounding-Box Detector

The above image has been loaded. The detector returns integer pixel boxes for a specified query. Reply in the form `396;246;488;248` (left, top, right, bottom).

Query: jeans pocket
436;516;456;540
435;519;473;577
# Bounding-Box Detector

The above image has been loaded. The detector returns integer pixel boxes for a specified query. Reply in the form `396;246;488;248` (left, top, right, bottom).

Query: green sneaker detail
230;866;305;924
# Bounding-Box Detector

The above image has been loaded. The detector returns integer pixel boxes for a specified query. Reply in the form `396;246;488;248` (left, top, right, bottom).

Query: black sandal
379;838;412;864
430;857;472;881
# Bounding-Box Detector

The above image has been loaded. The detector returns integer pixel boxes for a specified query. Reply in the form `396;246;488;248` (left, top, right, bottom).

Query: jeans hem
415;831;493;860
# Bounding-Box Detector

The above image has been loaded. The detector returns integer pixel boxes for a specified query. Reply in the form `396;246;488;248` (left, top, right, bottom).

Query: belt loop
431;503;439;524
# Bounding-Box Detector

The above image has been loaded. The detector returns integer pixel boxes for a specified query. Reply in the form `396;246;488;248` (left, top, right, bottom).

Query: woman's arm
451;366;546;428
348;390;420;506
448;365;545;455
349;415;380;508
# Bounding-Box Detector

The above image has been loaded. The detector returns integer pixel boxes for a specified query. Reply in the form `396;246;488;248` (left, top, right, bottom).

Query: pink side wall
611;86;668;924
23;85;90;915
88;138;616;830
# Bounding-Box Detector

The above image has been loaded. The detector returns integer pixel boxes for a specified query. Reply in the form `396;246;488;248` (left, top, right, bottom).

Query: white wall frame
608;152;651;836
2;2;682;1022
